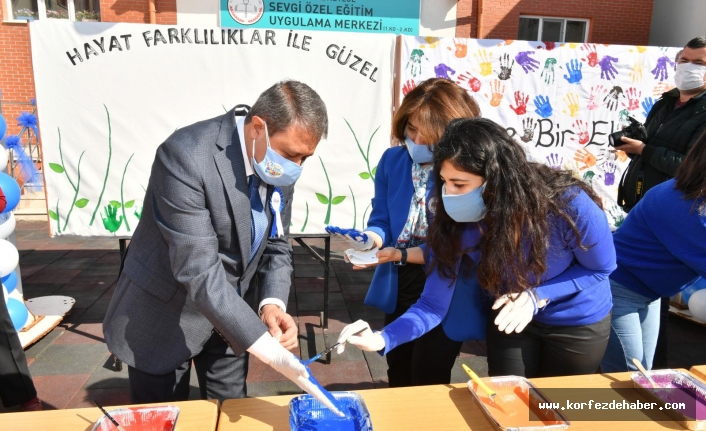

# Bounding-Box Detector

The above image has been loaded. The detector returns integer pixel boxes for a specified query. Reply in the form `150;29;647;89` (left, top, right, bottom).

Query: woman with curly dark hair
337;118;616;378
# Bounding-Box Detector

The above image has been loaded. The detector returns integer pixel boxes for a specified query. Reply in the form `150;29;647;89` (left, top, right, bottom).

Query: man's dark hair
246;80;328;141
685;37;706;49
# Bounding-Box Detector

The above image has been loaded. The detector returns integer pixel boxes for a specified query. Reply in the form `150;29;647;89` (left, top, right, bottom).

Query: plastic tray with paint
467;376;570;431
91;405;179;431
631;369;706;430
289;391;372;431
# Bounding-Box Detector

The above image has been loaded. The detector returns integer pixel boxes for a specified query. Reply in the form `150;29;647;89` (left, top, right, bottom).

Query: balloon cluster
685;277;706;323
1;111;33;331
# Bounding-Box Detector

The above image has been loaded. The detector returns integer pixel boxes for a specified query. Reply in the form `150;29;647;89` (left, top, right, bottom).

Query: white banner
31;20;394;237
400;36;680;229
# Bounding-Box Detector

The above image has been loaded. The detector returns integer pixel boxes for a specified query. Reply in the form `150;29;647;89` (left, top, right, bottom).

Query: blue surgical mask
405;136;434;164
441;183;487;222
251;122;303;187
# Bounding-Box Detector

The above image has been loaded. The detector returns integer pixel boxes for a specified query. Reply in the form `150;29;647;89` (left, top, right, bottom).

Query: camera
608;116;648;147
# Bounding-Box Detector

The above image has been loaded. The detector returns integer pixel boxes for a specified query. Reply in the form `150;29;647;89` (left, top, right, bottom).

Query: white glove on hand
325;226;376;251
336;320;385;354
492;291;538;334
248;333;342;416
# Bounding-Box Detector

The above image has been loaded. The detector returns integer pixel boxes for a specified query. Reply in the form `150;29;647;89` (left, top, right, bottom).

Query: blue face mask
251;122;303;187
441;183;487;223
405;136;434;164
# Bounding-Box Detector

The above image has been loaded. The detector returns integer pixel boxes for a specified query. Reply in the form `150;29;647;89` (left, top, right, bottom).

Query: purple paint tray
631;369;706;430
289;391;372;431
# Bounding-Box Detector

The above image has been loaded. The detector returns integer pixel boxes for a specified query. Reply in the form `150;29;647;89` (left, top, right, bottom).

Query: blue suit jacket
364;146;486;341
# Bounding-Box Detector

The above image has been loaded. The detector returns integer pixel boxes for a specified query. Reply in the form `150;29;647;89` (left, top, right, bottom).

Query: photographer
617;37;706;211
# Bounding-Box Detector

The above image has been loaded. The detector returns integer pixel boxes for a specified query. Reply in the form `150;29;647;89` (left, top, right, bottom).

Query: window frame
518;15;590;43
4;0;93;23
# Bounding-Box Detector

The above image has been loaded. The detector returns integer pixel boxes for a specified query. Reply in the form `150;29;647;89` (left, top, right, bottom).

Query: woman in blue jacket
601;132;706;372
329;78;481;386
337;118;617;378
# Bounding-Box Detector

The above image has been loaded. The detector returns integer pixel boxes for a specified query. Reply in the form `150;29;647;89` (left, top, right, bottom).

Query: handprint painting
400;35;680;229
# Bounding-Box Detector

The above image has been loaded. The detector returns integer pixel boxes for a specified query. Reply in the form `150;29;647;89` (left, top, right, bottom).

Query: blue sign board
220;0;420;35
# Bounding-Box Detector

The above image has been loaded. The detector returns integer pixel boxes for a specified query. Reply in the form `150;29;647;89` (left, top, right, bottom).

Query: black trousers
384;264;463;387
0;298;37;407
128;330;248;404
486;309;611;378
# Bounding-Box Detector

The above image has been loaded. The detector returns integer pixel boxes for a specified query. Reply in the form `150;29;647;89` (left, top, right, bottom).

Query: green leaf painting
75;198;89;209
344;118;380;183
124;200;135;208
49;163;64;173
331;196;346;205
359;172;371;179
109;200;122;209
315;193;329;205
48;210;58;220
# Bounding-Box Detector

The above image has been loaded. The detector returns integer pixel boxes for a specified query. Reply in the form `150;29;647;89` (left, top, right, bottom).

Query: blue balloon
0;113;6;141
1;271;17;294
6;298;28;331
681;277;706;304
0;173;21;214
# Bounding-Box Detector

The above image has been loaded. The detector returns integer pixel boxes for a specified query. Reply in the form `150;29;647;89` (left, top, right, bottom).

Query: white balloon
688;289;706;323
0;239;19;277
0;212;16;239
0;148;7;173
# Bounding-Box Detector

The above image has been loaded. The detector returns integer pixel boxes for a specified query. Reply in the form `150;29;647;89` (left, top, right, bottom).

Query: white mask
674;62;706;91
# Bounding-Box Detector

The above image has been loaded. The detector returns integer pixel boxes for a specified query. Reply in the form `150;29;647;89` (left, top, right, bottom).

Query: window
6;0;100;21
518;16;589;43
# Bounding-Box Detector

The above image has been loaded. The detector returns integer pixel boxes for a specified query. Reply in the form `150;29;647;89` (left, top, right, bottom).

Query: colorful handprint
434;63;456;79
563;59;583;84
475;49;493;76
419;36;440;49
402;79;417;96
497;53;515;80
581;44;599;67
588;85;607;110
515;51;540;73
533;95;553;118
601;162;618;186
583;170;596;184
563;93;580;117
451;38;468;58
603;85;624;111
543;41;557;51
487;80;505;107
457;71;481;92
406;49;428;77
546;153;564;170
651;55;674;81
599;55;619;80
101;204;123;233
574;148;597;170
572;120;590;145
653;82;675;96
541;58;557;84
510;91;530;115
608;205;626;228
641;97;655;118
630;57;644;83
520;118;538;143
624;87;642;111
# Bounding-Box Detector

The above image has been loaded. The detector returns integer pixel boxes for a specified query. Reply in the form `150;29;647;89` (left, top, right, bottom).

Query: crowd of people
1;36;705;411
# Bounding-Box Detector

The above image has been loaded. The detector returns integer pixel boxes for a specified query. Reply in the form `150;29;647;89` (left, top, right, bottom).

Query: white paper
344;248;379;266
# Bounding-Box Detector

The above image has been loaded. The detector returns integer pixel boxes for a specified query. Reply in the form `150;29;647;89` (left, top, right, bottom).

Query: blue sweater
380;189;616;354
611;179;706;299
364;146;487;342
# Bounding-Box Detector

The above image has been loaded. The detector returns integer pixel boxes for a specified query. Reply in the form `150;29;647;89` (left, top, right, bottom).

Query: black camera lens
608;130;627;147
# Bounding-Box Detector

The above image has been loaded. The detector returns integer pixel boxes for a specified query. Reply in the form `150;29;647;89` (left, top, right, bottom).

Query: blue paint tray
289;391;373;431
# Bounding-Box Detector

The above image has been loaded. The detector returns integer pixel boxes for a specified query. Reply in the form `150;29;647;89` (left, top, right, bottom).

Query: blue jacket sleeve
534;191;617;302
380;254;457;354
365;149;392;246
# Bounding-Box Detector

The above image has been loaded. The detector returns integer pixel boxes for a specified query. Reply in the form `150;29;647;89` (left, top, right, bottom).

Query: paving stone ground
1;220;705;412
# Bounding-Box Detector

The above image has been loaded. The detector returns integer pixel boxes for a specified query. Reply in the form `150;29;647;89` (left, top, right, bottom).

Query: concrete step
15;188;47;219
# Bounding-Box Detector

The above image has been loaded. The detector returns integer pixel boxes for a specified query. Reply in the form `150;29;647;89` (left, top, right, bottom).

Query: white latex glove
492;291;538;334
248;333;343;416
336;320;385;354
325;226;376;251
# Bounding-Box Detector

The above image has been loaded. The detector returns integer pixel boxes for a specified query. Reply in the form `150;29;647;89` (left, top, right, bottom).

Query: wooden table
691;365;706;381
1;399;218;431
218;371;697;430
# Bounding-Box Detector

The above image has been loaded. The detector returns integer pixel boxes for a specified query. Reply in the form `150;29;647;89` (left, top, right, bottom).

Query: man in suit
103;81;335;408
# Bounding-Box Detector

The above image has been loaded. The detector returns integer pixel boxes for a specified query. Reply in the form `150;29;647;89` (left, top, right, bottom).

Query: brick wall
456;0;654;46
0;7;36;137
99;0;176;25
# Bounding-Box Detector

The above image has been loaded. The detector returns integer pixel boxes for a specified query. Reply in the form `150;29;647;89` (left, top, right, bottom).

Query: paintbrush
632;358;658;388
93;399;127;431
304;328;367;365
462;364;498;403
